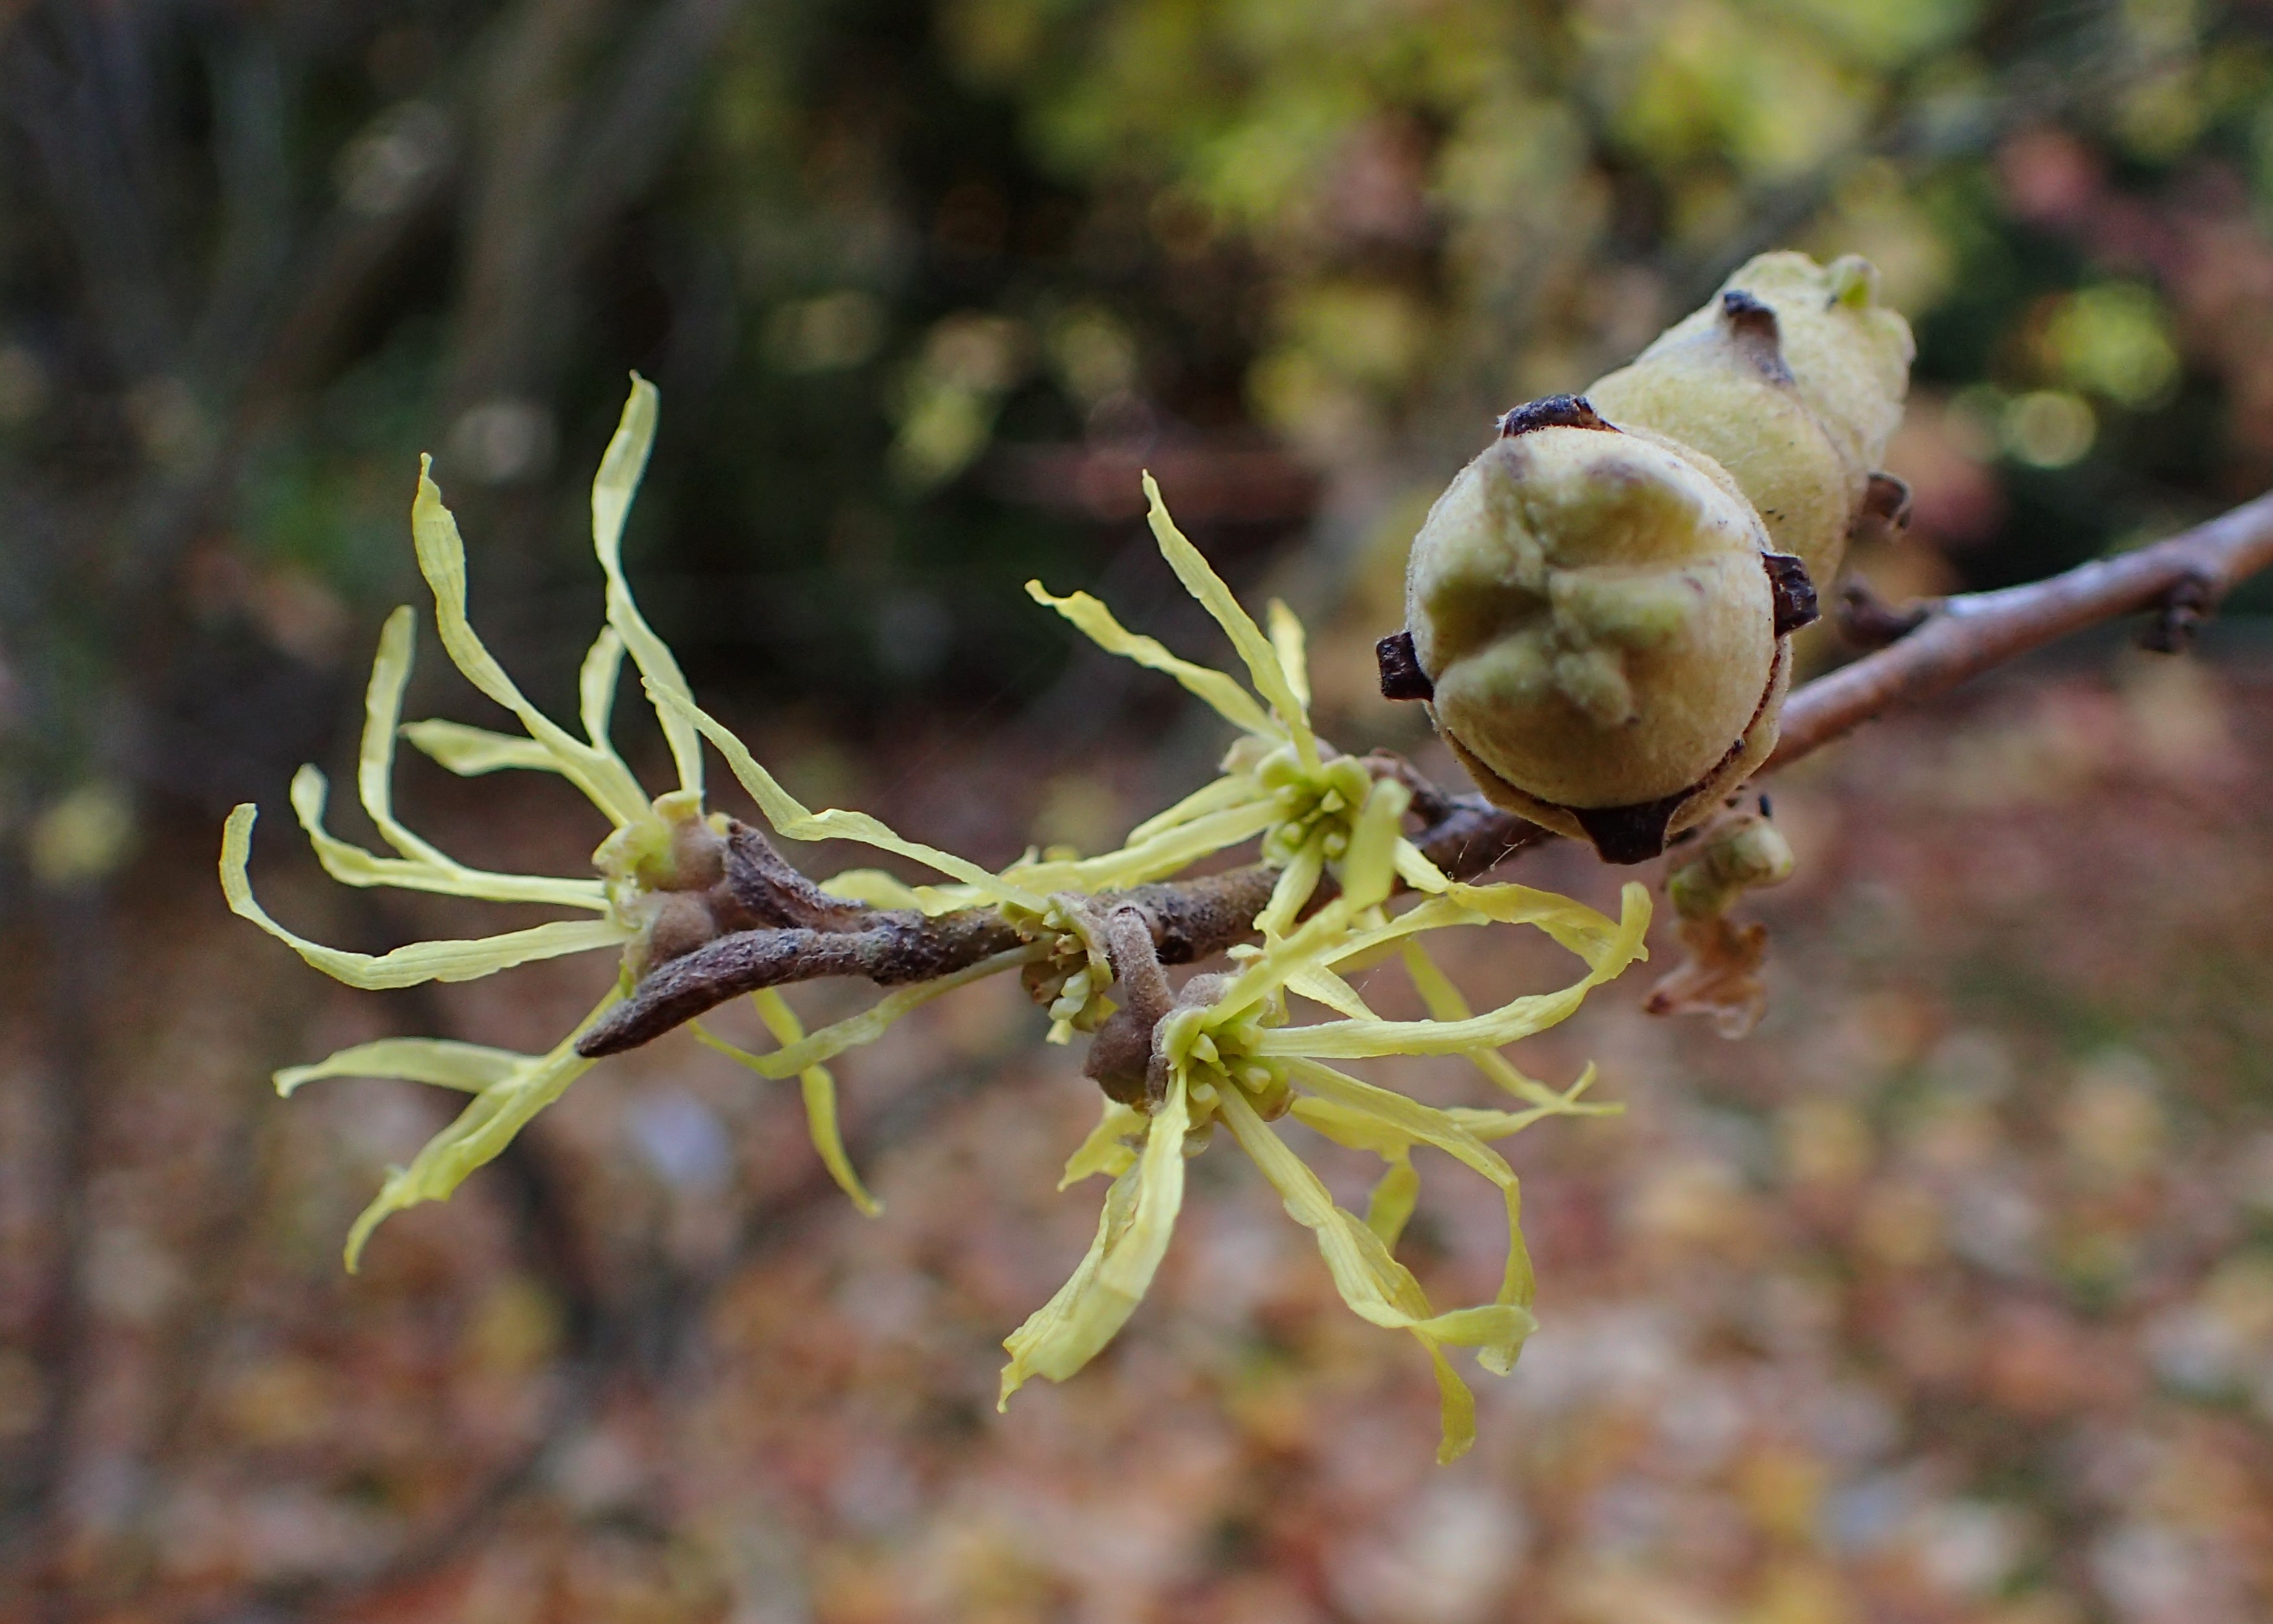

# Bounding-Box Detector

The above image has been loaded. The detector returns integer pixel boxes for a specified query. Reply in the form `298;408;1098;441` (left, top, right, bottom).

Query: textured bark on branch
1768;485;2273;767
580;487;2273;1059
578;792;1547;1055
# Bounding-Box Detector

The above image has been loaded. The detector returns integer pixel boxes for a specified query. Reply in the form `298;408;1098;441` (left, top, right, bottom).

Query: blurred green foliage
2;0;2270;872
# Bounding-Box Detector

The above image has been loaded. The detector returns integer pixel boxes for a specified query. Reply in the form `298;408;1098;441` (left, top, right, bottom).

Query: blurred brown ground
5;642;2271;1624
8;3;2273;1619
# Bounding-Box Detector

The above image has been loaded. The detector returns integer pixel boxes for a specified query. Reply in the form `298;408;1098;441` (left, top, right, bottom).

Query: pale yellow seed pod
1400;404;1795;860
1588;252;1914;586
1383;253;1912;863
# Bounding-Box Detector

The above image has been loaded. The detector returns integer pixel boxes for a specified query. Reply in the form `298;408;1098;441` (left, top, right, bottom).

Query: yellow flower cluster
222;380;1650;1460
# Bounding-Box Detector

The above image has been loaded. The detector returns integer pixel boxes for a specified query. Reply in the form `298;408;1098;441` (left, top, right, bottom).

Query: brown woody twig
579;488;2273;1059
1769;486;2273;768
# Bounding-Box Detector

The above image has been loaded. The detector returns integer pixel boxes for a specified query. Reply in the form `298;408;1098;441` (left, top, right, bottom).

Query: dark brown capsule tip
1573;792;1689;866
1496;394;1612;438
1719;289;1794;383
1762;551;1820;638
1376;630;1434;701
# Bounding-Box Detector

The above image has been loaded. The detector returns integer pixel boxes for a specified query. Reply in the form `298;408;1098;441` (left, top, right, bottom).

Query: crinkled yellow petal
274;1037;532;1097
817;868;928;910
1285;963;1378;1020
1140;473;1317;769
649;684;1047;912
1252;837;1324;940
1099;1092;1189;1304
1252;884;1649;1060
1389;840;1625;969
288;766;609;912
591;377;705;798
999;1076;1190;1405
1364;1152;1420;1249
1289;1092;1537;1319
1289;1094;1413;1158
1266;599;1309;711
1205;782;1422;1022
1294;1088;1526;1336
1060;1099;1146;1189
742;946;1044;1077
342;990;617;1270
1393;837;1452;894
411;458;650;825
1213;897;1461;1024
751;987;879;1216
1427;1343;1480;1465
1220;1087;1535;1397
398;719;562;777
578;626;627;754
999;1169;1131;1400
1335;779;1408;909
1399;940;1562;1108
1450;1099;1619;1141
1005;798;1281;895
1433;877;1628;964
223;806;630;988
1480;1179;1536;1375
1023;580;1277;740
1123;771;1268;847
1279;1057;1511;1189
357;608;455;868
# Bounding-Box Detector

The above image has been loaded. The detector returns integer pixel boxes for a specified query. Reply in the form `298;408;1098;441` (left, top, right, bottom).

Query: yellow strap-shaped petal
1278;1057;1512;1189
288;766;608;912
999;1075;1190;1404
1226;1093;1533;1438
1059;1099;1146;1189
817;868;928;910
1364;1153;1419;1249
752;988;879;1216
998;1170;1131;1398
1283;1067;1542;1355
1393;836;1452;894
1284;964;1377;1020
1004;798;1280;895
1287;1066;1538;1335
1289;1094;1413;1158
1252;836;1324;940
694;994;880;1215
1399;940;1563;1107
1252;884;1649;1059
1141;473;1318;769
223;806;630;988
1206;782;1421;1022
1023;580;1278;739
1122;770;1269;847
343;990;617;1270
398;719;561;777
1433;876;1627;964
649;682;1049;912
741;946;1044;1077
591;376;705;797
1448;1090;1621;1141
1223;1087;1507;1339
1427;1343;1480;1465
274;1037;533;1097
578;625;627;754
1266;599;1309;711
358;608;456;868
411;458;650;825
1334;779;1408;910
